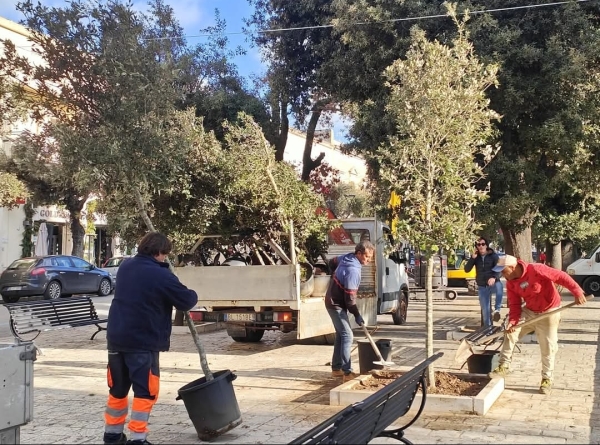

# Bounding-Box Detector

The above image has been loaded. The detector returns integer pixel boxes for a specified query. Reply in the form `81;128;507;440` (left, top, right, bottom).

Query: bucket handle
175;372;237;401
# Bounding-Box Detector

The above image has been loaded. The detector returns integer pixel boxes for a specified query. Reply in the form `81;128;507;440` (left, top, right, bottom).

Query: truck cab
567;244;600;296
326;218;410;325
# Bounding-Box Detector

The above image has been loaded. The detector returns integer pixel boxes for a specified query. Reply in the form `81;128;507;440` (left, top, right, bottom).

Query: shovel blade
454;338;476;364
373;360;395;367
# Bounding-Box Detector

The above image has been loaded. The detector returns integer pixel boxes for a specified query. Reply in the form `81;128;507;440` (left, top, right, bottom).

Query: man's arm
534;264;586;304
464;254;476;273
343;269;361;318
162;272;198;311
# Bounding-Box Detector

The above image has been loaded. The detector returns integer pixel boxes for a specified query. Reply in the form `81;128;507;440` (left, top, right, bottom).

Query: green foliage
20;201;34;258
469;0;600;247
0;171;28;208
375;12;499;255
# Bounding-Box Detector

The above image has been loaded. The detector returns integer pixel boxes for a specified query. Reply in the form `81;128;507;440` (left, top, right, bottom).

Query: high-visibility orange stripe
107;366;113;388
148;370;160;398
132;397;155;413
128;419;148;433
107;395;128;410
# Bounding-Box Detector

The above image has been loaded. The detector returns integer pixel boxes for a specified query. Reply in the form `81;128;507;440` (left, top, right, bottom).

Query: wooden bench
3;296;108;341
290;352;443;445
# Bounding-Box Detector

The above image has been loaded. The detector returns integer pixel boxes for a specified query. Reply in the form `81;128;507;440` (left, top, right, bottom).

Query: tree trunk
545;240;562;270
561;240;577;271
301;109;325;181
425;250;435;388
274;99;289;162
64;195;86;258
499;223;533;262
133;187;186;326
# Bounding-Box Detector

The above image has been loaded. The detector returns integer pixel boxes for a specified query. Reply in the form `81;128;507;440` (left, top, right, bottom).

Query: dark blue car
0;255;113;303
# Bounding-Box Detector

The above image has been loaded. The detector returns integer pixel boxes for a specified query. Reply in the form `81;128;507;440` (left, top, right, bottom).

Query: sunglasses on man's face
476;242;487;247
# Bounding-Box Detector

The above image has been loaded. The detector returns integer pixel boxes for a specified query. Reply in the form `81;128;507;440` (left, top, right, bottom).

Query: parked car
100;255;131;284
0;255;113;303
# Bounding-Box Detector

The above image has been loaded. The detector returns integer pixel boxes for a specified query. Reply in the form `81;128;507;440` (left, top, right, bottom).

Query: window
71;257;91;269
55;257;73;267
327;228;371;246
105;258;122;267
7;258;37;270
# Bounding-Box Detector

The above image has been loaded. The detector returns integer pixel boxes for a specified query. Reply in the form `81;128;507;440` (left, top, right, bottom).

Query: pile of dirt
352;371;488;397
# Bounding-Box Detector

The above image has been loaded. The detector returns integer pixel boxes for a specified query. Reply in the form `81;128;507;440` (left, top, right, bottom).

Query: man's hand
355;315;365;326
471;251;477;259
505;322;516;333
487;277;495;287
574;294;588;305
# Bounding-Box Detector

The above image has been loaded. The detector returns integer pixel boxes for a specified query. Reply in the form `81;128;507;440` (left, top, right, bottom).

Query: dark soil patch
351;370;488;397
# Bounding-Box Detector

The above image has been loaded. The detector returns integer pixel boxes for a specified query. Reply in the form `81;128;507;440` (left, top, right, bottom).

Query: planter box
330;369;504;416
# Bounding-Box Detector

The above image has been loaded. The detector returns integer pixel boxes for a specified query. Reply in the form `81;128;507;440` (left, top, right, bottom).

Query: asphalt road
0;293;114;339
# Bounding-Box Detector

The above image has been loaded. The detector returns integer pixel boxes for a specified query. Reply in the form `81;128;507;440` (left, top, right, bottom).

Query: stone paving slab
4;292;600;444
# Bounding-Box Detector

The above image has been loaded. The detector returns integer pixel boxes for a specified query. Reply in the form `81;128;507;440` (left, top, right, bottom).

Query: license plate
6;286;22;291
225;313;255;322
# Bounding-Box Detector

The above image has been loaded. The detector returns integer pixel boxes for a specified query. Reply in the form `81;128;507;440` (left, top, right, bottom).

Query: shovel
454;295;593;364
361;324;395;367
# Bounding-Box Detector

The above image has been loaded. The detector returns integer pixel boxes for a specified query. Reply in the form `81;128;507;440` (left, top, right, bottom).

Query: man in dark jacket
325;240;374;382
464;237;503;327
103;232;198;445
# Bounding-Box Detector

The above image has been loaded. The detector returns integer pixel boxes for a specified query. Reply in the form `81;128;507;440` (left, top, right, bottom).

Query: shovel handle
361;324;386;362
478;295;592;345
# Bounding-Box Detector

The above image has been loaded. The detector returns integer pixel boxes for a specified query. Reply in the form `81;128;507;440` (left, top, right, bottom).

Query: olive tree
374;8;499;385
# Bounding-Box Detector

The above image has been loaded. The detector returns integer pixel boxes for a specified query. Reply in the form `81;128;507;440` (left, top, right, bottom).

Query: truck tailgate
175;264;300;311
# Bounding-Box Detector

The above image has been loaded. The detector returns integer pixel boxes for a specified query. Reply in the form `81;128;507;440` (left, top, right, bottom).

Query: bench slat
4;296;107;341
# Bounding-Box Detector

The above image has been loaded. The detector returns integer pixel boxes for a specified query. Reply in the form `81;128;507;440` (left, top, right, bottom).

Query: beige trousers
499;307;561;380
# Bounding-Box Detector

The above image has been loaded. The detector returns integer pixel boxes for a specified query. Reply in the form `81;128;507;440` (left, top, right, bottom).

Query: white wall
283;129;367;186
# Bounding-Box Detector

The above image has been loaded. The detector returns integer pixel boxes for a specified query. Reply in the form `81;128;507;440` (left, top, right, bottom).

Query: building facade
0;17;110;270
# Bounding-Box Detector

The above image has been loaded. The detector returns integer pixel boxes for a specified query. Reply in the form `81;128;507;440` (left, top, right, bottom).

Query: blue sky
0;0;264;81
0;0;351;140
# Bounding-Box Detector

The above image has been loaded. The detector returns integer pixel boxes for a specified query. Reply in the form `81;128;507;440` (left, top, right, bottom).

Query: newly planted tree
375;9;499;385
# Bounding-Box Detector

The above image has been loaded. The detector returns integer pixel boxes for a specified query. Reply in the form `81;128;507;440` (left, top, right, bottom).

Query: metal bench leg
91;324;107;340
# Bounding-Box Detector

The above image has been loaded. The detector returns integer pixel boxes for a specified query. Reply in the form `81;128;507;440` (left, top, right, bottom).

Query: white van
566;244;600;296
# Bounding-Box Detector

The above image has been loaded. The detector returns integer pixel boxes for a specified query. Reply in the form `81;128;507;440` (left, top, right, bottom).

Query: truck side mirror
596;252;600;263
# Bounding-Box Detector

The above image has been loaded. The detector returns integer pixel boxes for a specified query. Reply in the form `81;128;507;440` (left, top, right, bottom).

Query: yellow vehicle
447;249;477;294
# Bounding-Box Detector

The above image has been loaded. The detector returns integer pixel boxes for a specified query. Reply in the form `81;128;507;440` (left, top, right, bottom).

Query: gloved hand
355;315;365;326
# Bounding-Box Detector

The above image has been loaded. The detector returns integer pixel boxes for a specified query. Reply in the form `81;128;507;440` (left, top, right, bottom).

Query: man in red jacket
489;255;586;394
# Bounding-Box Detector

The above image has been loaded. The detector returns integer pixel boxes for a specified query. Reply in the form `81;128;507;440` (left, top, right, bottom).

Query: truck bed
175;264;300;311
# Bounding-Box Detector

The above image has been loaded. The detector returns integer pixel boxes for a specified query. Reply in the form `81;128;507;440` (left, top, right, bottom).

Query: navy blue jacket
107;254;198;352
464;249;501;287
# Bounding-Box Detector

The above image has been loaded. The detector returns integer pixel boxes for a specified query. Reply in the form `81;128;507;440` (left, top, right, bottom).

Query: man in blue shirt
325;240;375;381
103;232;198;445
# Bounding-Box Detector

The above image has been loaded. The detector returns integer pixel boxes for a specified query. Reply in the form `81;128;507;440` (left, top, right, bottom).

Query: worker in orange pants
102;232;197;445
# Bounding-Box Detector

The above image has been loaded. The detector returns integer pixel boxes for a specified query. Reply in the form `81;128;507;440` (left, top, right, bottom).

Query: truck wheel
228;324;265;342
583;277;600;296
392;291;408;325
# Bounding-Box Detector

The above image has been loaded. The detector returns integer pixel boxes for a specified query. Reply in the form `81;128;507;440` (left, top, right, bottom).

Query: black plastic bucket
357;339;392;374
467;350;500;374
176;370;242;440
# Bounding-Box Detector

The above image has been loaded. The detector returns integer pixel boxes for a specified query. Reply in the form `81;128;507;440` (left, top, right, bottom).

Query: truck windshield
584;244;600;260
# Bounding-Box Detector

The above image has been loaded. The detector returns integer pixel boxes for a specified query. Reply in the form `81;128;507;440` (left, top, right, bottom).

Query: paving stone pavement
4;291;600;444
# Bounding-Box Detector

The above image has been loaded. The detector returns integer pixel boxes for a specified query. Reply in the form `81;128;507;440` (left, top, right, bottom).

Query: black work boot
104;432;127;445
126;440;153;445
